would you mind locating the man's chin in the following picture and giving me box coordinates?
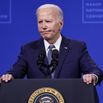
[43,36,51,41]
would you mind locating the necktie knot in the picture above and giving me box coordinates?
[48,45,55,51]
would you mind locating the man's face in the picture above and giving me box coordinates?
[37,7,63,42]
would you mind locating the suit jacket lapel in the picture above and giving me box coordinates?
[31,37,71,78]
[54,37,71,78]
[33,38,48,69]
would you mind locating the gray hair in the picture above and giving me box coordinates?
[36,4,64,21]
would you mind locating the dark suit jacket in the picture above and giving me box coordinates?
[8,36,103,83]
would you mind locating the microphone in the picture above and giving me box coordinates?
[37,48,59,78]
[50,48,59,73]
[37,50,48,76]
[37,50,46,67]
[52,48,59,59]
[37,50,51,78]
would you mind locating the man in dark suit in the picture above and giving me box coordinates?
[0,4,103,85]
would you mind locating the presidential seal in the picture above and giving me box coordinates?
[28,87,65,103]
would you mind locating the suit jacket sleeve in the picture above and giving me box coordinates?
[7,46,28,78]
[79,42,103,84]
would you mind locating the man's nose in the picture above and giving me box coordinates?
[42,22,47,29]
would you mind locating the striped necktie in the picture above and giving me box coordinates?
[47,45,55,64]
[47,45,55,78]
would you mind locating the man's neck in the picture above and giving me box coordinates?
[47,33,61,44]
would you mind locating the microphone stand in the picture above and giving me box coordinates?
[37,49,59,79]
[48,49,59,77]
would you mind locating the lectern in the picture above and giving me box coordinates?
[0,79,98,103]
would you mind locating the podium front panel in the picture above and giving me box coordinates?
[0,79,98,103]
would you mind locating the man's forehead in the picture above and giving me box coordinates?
[37,7,59,16]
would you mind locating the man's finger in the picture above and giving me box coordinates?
[1,74,13,82]
[83,74,93,84]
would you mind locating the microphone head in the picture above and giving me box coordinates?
[50,48,59,71]
[37,50,46,66]
[38,50,46,59]
[52,48,58,59]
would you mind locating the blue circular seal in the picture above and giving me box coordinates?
[28,87,64,103]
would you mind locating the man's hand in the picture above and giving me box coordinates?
[83,74,98,85]
[0,74,14,83]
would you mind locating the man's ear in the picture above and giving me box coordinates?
[59,20,64,30]
[60,20,64,30]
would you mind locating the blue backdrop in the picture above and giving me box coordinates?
[0,0,103,102]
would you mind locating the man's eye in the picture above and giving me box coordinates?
[38,21,42,23]
[46,21,52,23]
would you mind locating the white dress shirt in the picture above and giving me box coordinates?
[44,35,62,56]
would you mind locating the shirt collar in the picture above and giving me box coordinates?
[44,35,62,51]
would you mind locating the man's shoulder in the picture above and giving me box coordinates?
[70,39,86,46]
[22,38,43,49]
[63,37,87,52]
[63,36,86,46]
